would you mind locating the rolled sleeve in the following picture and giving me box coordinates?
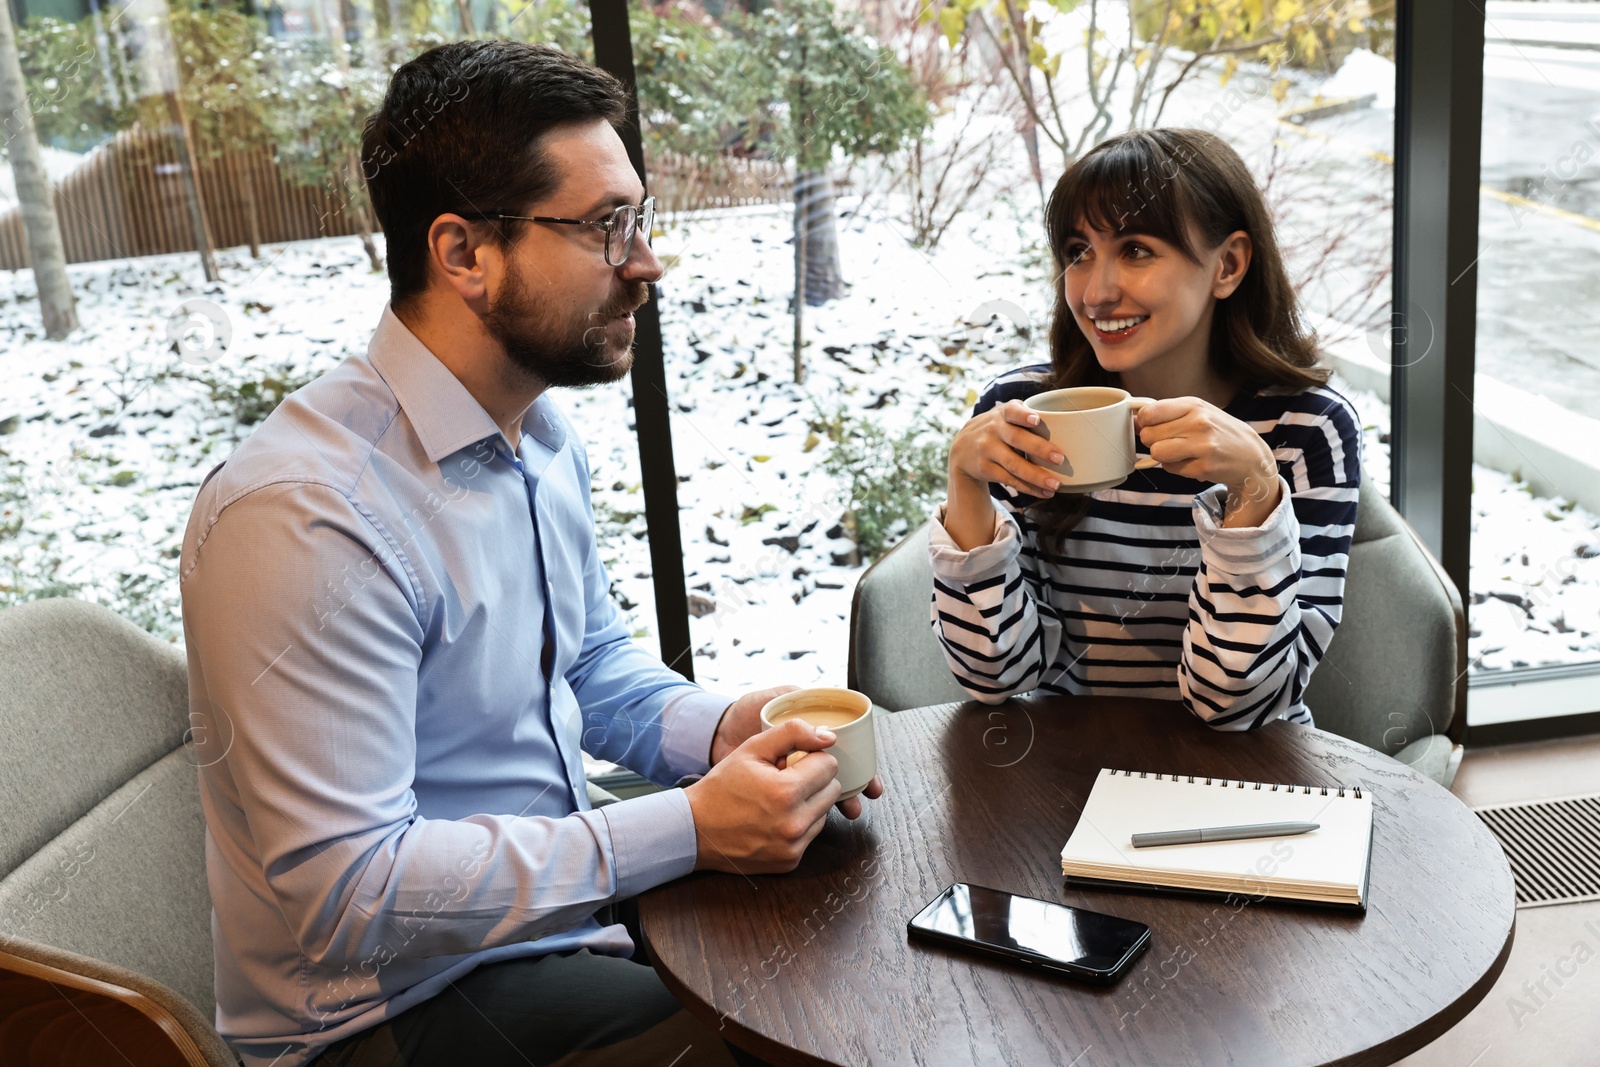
[600,788,700,899]
[1191,477,1300,585]
[927,502,1021,583]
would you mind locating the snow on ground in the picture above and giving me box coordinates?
[586,193,1046,692]
[1319,49,1397,111]
[1,42,1597,691]
[0,187,1047,696]
[0,241,388,637]
[2,204,1597,692]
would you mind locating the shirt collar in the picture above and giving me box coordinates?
[367,305,566,464]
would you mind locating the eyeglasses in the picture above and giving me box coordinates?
[459,196,656,267]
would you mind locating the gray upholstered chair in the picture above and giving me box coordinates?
[0,597,238,1065]
[848,479,1467,788]
[0,597,635,1066]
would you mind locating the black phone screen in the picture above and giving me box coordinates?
[908,883,1150,976]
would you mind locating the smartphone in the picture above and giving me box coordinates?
[907,883,1151,985]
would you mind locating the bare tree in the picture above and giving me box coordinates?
[944,0,1347,172]
[878,3,1012,250]
[320,0,384,272]
[1260,137,1393,344]
[0,0,78,339]
[136,0,219,281]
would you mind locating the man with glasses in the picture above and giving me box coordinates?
[179,40,880,1067]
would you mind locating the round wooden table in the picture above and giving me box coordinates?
[638,696,1516,1067]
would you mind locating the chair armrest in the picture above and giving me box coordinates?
[1393,734,1465,790]
[0,936,237,1067]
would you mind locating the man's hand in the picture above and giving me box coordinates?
[709,686,887,821]
[685,720,844,874]
[709,685,797,766]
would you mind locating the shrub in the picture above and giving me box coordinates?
[819,410,949,561]
[186,361,316,433]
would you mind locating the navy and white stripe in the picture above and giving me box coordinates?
[928,363,1362,730]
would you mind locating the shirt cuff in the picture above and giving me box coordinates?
[1191,476,1300,582]
[927,501,1020,583]
[658,686,732,780]
[599,788,700,900]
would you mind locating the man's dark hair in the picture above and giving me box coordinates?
[361,41,630,312]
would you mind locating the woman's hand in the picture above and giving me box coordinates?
[1135,397,1282,527]
[943,400,1065,551]
[948,399,1065,499]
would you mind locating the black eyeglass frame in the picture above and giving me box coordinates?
[457,196,656,267]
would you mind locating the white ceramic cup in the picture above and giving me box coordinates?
[759,687,876,800]
[1023,386,1161,493]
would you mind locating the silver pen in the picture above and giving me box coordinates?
[1130,821,1320,848]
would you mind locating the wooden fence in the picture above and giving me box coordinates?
[0,125,364,270]
[0,130,793,271]
[650,151,791,215]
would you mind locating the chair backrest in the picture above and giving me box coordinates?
[0,597,217,1020]
[1303,478,1465,754]
[847,523,970,712]
[849,480,1464,749]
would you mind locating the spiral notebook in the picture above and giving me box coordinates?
[1060,768,1374,911]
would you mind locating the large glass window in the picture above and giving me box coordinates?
[615,0,1398,693]
[1467,0,1600,722]
[31,0,1567,725]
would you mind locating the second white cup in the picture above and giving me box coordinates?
[759,687,876,800]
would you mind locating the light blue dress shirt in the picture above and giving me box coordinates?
[179,306,730,1067]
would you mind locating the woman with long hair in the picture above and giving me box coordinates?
[930,128,1361,729]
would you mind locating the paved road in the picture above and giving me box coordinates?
[1297,3,1600,420]
[1477,5,1600,419]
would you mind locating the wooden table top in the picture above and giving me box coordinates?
[637,696,1517,1067]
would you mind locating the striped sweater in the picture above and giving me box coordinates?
[928,364,1362,729]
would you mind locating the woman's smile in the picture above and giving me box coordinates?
[1089,314,1150,345]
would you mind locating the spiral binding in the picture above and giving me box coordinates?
[1107,768,1362,799]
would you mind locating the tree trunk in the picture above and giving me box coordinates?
[793,176,807,384]
[240,151,262,259]
[796,168,843,305]
[0,0,78,339]
[229,117,262,259]
[455,0,475,35]
[321,0,383,271]
[386,0,405,62]
[164,92,219,282]
[106,11,137,111]
[345,147,384,272]
[85,0,121,111]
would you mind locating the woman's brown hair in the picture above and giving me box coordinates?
[1030,127,1327,544]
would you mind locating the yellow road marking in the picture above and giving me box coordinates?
[1274,117,1600,234]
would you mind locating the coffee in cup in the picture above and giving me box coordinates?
[760,687,876,800]
[1023,386,1160,493]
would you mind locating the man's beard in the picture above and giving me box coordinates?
[482,259,649,389]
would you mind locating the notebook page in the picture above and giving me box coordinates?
[1061,769,1373,890]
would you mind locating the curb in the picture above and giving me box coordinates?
[1320,336,1600,517]
[1279,94,1377,125]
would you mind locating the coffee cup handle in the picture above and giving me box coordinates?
[784,750,811,769]
[1127,397,1161,470]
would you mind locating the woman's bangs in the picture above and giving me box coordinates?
[1052,139,1194,258]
